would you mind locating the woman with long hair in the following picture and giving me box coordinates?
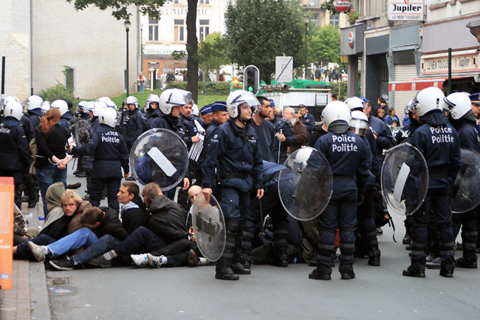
[35,108,73,216]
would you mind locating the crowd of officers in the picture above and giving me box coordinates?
[2,86,480,281]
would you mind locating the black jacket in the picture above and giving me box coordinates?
[148,194,189,244]
[0,118,31,171]
[96,206,129,241]
[35,124,70,169]
[121,196,150,234]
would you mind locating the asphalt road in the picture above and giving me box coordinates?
[40,164,480,320]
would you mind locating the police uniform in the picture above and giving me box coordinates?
[313,130,370,279]
[58,111,74,131]
[203,118,263,279]
[302,111,315,133]
[27,108,43,129]
[200,105,212,130]
[70,123,129,212]
[0,117,31,207]
[406,110,461,277]
[145,107,164,129]
[449,108,480,267]
[122,108,145,151]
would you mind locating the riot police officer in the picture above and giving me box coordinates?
[0,101,32,207]
[444,92,479,269]
[121,96,145,151]
[202,90,264,281]
[144,94,163,128]
[26,95,44,129]
[312,101,371,280]
[403,87,461,278]
[69,107,129,212]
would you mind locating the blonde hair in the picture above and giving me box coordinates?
[60,189,83,206]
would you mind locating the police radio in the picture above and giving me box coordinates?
[243,65,260,94]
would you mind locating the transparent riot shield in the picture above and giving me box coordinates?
[75,119,92,146]
[192,193,225,262]
[381,143,428,216]
[451,148,480,213]
[129,128,188,191]
[278,147,333,221]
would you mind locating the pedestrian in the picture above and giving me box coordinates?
[283,107,307,153]
[384,108,399,125]
[138,72,145,93]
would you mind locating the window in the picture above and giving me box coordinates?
[149,18,158,41]
[199,0,209,4]
[330,14,339,27]
[311,13,319,27]
[65,67,74,90]
[199,20,210,41]
[174,19,185,42]
[174,0,179,3]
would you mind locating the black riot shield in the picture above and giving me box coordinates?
[451,148,480,213]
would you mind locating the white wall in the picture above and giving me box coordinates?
[0,0,31,101]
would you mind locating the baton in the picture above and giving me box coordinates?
[259,196,264,233]
[277,129,282,164]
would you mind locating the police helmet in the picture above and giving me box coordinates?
[345,97,366,111]
[2,96,19,111]
[41,101,51,115]
[91,101,107,117]
[226,90,260,119]
[321,101,352,134]
[444,92,472,120]
[146,94,160,110]
[293,147,314,170]
[4,101,23,121]
[405,98,415,115]
[414,87,446,117]
[192,103,199,116]
[159,89,190,115]
[26,95,43,111]
[124,96,139,109]
[51,100,69,116]
[99,107,118,128]
[97,97,117,109]
[349,110,369,136]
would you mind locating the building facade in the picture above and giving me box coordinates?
[1,0,140,102]
[341,0,480,118]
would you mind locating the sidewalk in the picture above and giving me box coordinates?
[0,200,51,320]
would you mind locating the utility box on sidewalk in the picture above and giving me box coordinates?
[0,177,14,290]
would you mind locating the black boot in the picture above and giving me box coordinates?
[403,233,412,245]
[455,255,477,269]
[440,261,454,277]
[368,249,381,266]
[231,221,250,275]
[271,251,288,267]
[309,265,332,280]
[339,265,355,280]
[215,231,239,280]
[402,262,425,278]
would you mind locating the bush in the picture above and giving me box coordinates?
[328,81,348,99]
[37,85,79,108]
[165,81,230,95]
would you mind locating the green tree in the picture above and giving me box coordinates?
[307,24,340,67]
[67,0,200,101]
[197,32,229,81]
[225,0,306,84]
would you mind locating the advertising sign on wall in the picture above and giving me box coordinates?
[387,0,423,21]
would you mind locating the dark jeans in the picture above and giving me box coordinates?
[90,178,121,213]
[72,234,122,265]
[15,234,56,259]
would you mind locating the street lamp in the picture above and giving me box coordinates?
[124,19,131,97]
[303,14,310,80]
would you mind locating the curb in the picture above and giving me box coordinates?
[29,262,51,320]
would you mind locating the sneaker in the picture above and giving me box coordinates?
[130,254,149,267]
[49,257,75,271]
[125,176,136,181]
[83,193,90,201]
[426,256,441,269]
[147,253,164,268]
[75,172,87,178]
[198,257,209,266]
[87,256,112,268]
[27,242,45,262]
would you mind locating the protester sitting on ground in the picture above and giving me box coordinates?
[118,182,150,234]
[26,207,105,262]
[13,188,88,258]
[49,184,204,270]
